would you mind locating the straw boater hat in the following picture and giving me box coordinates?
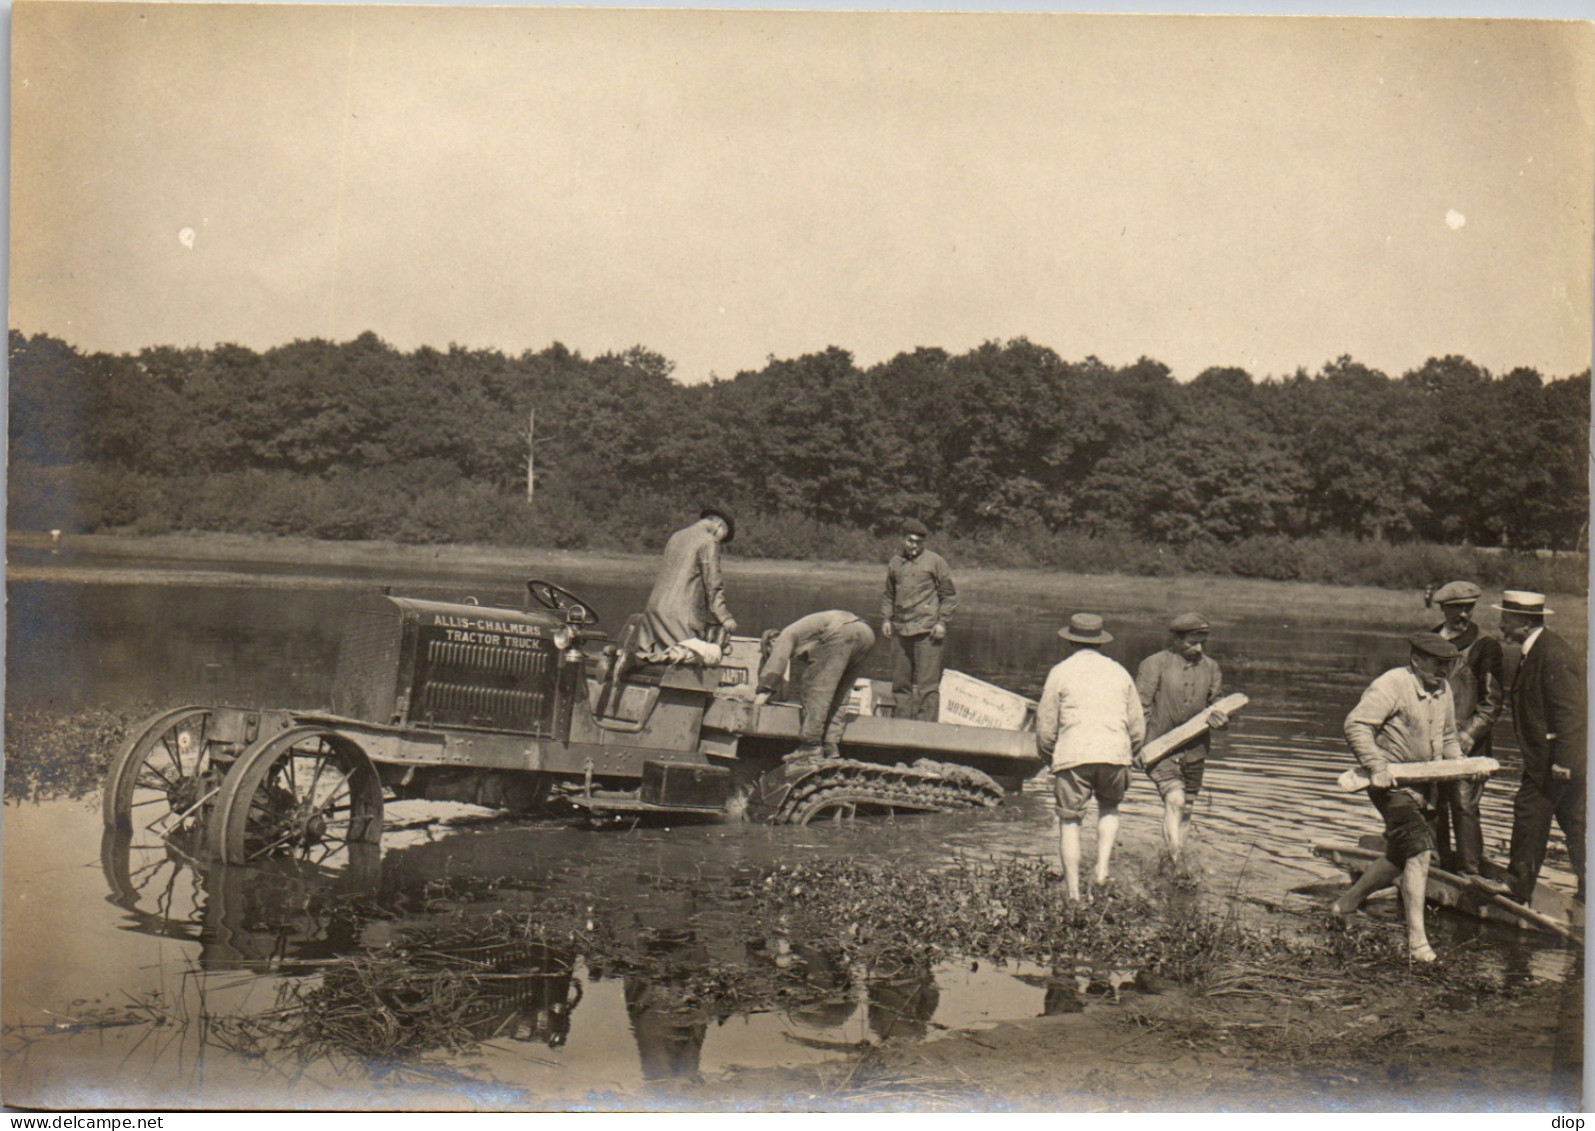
[1492,590,1554,616]
[1058,613,1113,645]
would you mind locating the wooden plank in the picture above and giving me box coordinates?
[1313,840,1581,942]
[1140,693,1249,769]
[1336,756,1500,793]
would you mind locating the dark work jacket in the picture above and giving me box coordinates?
[1509,627,1586,784]
[1431,620,1505,754]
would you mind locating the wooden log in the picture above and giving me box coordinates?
[1316,837,1580,942]
[1336,756,1500,793]
[1140,693,1249,769]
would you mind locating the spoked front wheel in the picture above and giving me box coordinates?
[206,727,383,870]
[102,706,226,842]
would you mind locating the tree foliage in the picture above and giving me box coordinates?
[8,329,1589,551]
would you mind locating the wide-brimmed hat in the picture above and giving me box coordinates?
[1168,612,1210,634]
[1058,613,1113,645]
[700,505,736,543]
[1492,590,1553,616]
[1408,631,1460,659]
[1432,581,1482,606]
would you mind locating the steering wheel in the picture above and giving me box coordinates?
[526,579,600,626]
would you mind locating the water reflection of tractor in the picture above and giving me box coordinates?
[102,580,1042,871]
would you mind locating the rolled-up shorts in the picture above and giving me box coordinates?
[1052,764,1130,818]
[1147,749,1205,800]
[1368,785,1439,866]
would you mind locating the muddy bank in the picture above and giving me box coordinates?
[31,815,1583,1113]
[684,976,1582,1112]
[9,529,1587,624]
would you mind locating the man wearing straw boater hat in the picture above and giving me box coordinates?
[1427,581,1506,880]
[1035,613,1145,901]
[1335,631,1465,963]
[1493,590,1586,905]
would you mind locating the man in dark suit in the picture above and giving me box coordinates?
[1496,590,1586,905]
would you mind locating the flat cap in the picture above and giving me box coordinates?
[1408,631,1459,659]
[1168,612,1210,634]
[902,518,930,537]
[1432,581,1482,606]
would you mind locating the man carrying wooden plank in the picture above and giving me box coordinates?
[1134,612,1231,871]
[1333,631,1467,963]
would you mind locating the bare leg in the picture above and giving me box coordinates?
[1058,815,1083,901]
[1333,857,1400,916]
[1402,852,1436,960]
[1094,805,1121,887]
[1162,786,1186,862]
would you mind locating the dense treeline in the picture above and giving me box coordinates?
[9,329,1589,587]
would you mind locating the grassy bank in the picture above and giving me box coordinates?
[9,462,1586,593]
[10,530,1589,630]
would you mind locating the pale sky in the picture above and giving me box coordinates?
[10,3,1594,383]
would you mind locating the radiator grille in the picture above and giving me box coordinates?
[412,629,560,734]
[419,681,549,721]
[424,641,553,678]
[331,609,403,723]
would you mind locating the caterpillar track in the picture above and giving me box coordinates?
[752,756,1006,826]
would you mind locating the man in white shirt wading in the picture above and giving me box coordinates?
[1035,613,1146,902]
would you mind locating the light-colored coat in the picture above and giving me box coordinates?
[640,519,733,650]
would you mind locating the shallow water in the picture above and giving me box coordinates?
[3,553,1583,1107]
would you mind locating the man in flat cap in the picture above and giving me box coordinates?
[639,507,739,655]
[1036,614,1145,901]
[1333,632,1466,963]
[1494,590,1586,905]
[1426,581,1505,880]
[1135,613,1230,869]
[879,518,958,722]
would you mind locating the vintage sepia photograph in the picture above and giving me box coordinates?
[5,0,1591,1113]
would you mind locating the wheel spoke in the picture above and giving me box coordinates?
[246,828,301,861]
[313,768,357,810]
[306,752,328,800]
[135,763,180,791]
[153,785,220,835]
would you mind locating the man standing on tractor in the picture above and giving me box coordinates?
[879,518,957,722]
[639,507,739,655]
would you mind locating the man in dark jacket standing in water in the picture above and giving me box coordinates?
[879,519,957,722]
[1428,581,1505,879]
[1494,590,1586,905]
